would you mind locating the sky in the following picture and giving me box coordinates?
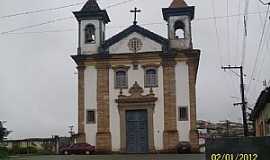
[0,0,270,139]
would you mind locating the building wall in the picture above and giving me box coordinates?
[256,103,270,136]
[175,62,190,142]
[84,66,97,145]
[83,61,191,151]
[109,32,163,54]
[109,64,164,151]
[168,15,192,49]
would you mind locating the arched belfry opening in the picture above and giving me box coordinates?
[162,0,195,49]
[85,24,96,43]
[174,20,185,39]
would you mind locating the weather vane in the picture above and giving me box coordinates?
[130,7,141,25]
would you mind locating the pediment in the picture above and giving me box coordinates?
[115,81,158,104]
[102,25,168,54]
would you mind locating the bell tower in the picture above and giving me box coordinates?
[162,0,194,50]
[73,0,110,55]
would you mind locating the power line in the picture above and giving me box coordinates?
[2,7,270,36]
[4,29,76,35]
[258,0,270,5]
[240,0,250,67]
[105,0,137,9]
[247,21,270,99]
[0,17,74,35]
[226,0,231,65]
[0,0,139,35]
[0,2,84,19]
[235,0,242,65]
[211,0,223,66]
[246,4,270,94]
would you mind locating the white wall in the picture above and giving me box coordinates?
[109,64,164,151]
[84,66,97,145]
[80,20,103,54]
[175,62,191,142]
[109,32,163,54]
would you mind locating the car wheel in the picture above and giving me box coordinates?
[85,150,91,155]
[64,151,69,155]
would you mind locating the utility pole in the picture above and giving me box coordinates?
[68,125,74,137]
[221,66,248,137]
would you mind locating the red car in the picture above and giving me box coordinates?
[60,143,95,155]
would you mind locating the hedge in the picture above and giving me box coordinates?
[0,147,8,159]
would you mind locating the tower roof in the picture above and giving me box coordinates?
[162,0,194,21]
[81,0,101,12]
[169,0,188,8]
[73,0,110,23]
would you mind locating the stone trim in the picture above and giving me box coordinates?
[162,58,179,152]
[188,60,199,152]
[96,62,112,152]
[86,109,96,124]
[111,65,131,71]
[77,65,86,143]
[143,68,159,88]
[71,50,200,65]
[112,65,130,89]
[141,64,161,69]
[115,82,157,153]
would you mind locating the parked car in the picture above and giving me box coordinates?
[176,141,191,153]
[60,143,95,155]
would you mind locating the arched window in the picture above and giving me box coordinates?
[115,70,128,89]
[174,21,185,39]
[85,24,96,43]
[145,69,158,87]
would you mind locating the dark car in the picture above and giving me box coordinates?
[176,141,191,153]
[60,143,95,155]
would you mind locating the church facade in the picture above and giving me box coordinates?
[71,0,200,153]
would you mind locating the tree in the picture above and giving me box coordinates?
[0,121,10,142]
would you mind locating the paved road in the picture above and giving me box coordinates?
[9,154,205,160]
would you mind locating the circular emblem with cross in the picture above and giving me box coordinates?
[128,37,143,52]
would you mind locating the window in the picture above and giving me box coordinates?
[145,68,158,88]
[128,38,143,52]
[87,110,95,124]
[85,24,96,43]
[174,21,185,39]
[178,106,188,121]
[115,70,128,89]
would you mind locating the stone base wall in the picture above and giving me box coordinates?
[163,130,179,152]
[189,129,199,152]
[96,132,112,153]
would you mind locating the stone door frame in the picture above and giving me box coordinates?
[115,81,157,153]
[118,104,154,153]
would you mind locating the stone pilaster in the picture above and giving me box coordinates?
[162,58,179,152]
[96,62,112,152]
[188,60,199,152]
[77,65,86,143]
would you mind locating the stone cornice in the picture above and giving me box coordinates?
[141,64,161,69]
[95,62,111,69]
[161,57,176,67]
[115,82,158,105]
[111,65,130,71]
[71,49,200,64]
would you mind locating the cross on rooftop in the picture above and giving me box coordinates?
[130,7,141,25]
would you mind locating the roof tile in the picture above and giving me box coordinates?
[169,0,188,8]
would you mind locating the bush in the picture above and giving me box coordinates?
[0,147,8,159]
[8,146,38,155]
